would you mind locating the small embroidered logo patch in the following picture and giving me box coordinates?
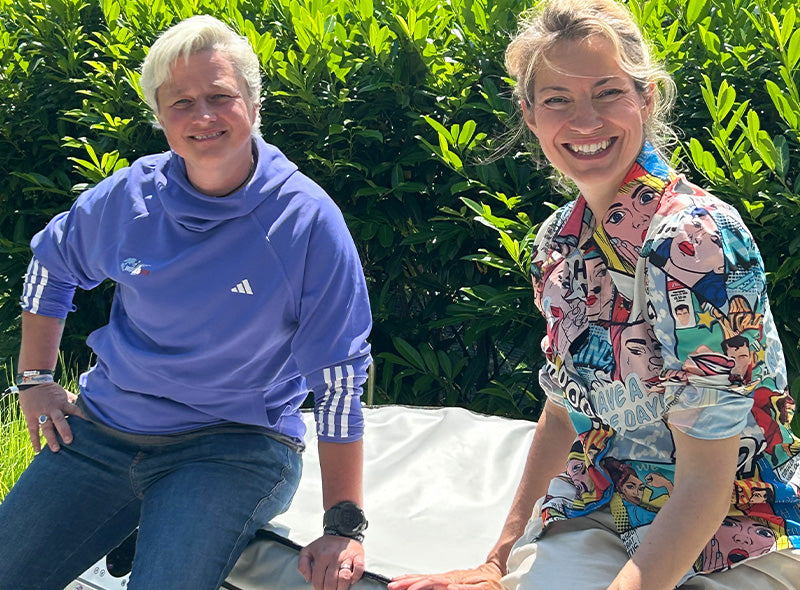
[121,257,150,276]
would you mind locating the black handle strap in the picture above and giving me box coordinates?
[221,529,391,588]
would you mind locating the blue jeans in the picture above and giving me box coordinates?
[0,414,302,590]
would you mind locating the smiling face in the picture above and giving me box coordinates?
[156,49,258,195]
[522,35,651,214]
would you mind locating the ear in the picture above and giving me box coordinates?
[640,82,655,120]
[521,98,538,135]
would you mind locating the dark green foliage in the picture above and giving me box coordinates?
[1,0,799,427]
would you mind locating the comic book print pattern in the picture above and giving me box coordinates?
[531,143,800,579]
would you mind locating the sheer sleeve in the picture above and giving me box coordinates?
[643,197,783,440]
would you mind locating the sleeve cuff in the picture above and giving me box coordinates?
[665,382,754,439]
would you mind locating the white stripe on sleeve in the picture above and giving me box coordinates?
[316,364,360,439]
[339,364,354,439]
[317,367,332,436]
[21,258,49,314]
[326,365,344,437]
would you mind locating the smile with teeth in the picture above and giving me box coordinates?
[192,131,225,140]
[566,139,612,155]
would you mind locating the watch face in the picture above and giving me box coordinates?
[338,507,365,532]
[327,502,367,535]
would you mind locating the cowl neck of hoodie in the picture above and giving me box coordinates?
[156,137,298,232]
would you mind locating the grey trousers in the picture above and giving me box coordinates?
[503,500,800,590]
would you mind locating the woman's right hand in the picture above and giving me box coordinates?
[17,382,86,453]
[388,562,504,590]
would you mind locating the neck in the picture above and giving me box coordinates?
[186,144,255,197]
[579,183,620,220]
[217,155,255,197]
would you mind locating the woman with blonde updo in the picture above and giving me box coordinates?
[389,1,800,588]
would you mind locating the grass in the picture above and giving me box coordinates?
[0,397,35,500]
[0,363,81,501]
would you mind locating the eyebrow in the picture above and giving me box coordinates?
[538,76,618,93]
[163,82,235,96]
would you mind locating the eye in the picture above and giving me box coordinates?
[627,345,645,356]
[754,526,774,538]
[171,98,192,108]
[542,96,570,107]
[638,191,656,206]
[721,518,736,527]
[596,88,624,100]
[605,210,626,225]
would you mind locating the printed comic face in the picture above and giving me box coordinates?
[675,305,692,326]
[620,473,645,505]
[724,343,752,377]
[668,212,724,275]
[713,516,776,566]
[542,257,588,352]
[585,256,612,322]
[617,322,663,381]
[602,184,660,265]
[566,458,592,494]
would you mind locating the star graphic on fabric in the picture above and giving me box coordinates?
[696,309,716,329]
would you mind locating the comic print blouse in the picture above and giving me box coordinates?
[532,142,800,578]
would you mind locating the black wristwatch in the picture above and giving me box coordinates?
[323,501,368,543]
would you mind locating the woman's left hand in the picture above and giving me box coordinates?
[389,562,504,590]
[298,534,365,590]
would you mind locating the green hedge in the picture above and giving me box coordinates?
[1,0,799,426]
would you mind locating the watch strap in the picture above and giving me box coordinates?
[323,527,364,543]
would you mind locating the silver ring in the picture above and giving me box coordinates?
[339,563,352,571]
[38,414,49,425]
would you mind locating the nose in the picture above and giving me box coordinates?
[195,98,217,121]
[570,98,602,133]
